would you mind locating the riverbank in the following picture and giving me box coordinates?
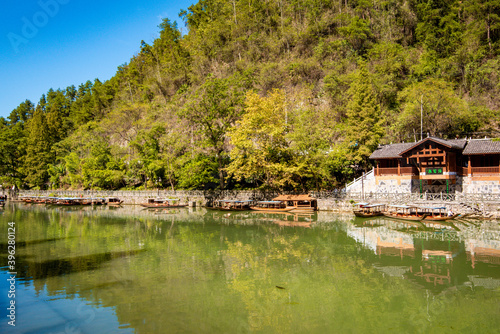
[2,204,498,333]
[6,189,500,218]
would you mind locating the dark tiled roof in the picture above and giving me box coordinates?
[369,142,415,159]
[463,139,500,155]
[370,137,468,159]
[429,137,467,150]
[399,137,466,155]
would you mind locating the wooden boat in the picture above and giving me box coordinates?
[250,201,294,212]
[272,194,318,212]
[353,203,386,218]
[107,197,123,206]
[419,206,459,221]
[19,196,32,203]
[23,196,38,203]
[383,205,427,221]
[210,200,253,211]
[33,197,49,204]
[140,198,187,208]
[90,198,107,205]
[53,198,82,206]
[45,197,58,204]
[77,198,93,205]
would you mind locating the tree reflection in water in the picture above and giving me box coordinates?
[0,204,499,333]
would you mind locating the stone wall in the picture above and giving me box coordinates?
[369,175,500,194]
[16,189,357,213]
[345,171,376,193]
[463,177,500,194]
[373,177,413,194]
[14,188,500,216]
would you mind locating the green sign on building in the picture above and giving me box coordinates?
[426,167,443,175]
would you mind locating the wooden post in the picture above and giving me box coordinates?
[398,159,401,176]
[468,156,471,176]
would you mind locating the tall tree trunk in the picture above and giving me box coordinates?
[217,151,225,190]
[487,14,492,52]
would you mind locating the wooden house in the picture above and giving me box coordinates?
[369,137,500,194]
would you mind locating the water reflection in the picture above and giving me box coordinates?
[210,210,318,228]
[346,216,500,292]
[0,203,499,333]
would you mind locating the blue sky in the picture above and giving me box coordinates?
[0,0,194,119]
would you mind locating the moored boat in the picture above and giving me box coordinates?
[107,197,123,206]
[250,201,294,212]
[383,205,427,221]
[140,198,187,208]
[419,206,459,221]
[210,200,253,211]
[353,203,386,218]
[90,198,107,205]
[53,197,82,206]
[272,194,317,212]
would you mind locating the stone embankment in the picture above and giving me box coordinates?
[12,189,355,212]
[7,189,500,218]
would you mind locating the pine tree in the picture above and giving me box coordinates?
[344,62,385,171]
[24,106,52,188]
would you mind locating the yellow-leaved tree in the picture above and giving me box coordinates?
[227,89,302,189]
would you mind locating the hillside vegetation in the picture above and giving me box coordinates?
[1,0,499,191]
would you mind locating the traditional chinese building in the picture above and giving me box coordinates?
[369,137,500,194]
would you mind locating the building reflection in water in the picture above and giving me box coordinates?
[346,216,500,292]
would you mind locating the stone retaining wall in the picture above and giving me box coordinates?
[12,189,500,216]
[15,189,356,213]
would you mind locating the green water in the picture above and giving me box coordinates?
[1,204,499,333]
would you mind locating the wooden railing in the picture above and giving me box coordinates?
[470,167,500,175]
[339,192,500,202]
[376,167,418,176]
[377,168,399,175]
[400,167,419,175]
[377,166,500,176]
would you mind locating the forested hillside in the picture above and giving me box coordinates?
[1,0,499,191]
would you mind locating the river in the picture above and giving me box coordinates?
[1,203,499,333]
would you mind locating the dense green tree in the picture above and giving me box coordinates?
[414,0,463,57]
[342,62,385,171]
[338,15,373,52]
[180,74,247,189]
[464,0,500,53]
[177,153,218,189]
[80,138,125,189]
[394,78,490,140]
[24,105,52,188]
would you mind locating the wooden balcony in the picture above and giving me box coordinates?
[401,167,418,175]
[376,167,418,176]
[377,166,500,177]
[457,167,500,176]
[470,167,500,175]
